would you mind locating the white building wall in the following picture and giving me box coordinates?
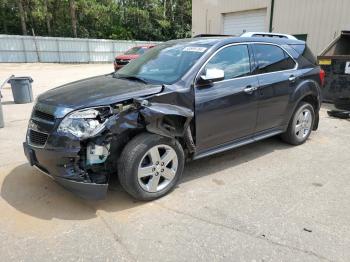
[192,0,350,54]
[272,0,350,54]
[192,0,270,36]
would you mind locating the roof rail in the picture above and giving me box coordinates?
[193,34,234,38]
[240,32,297,40]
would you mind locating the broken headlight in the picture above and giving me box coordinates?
[58,108,110,139]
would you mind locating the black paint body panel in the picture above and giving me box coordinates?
[23,36,322,199]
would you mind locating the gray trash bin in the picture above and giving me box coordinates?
[8,76,34,104]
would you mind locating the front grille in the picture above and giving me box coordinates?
[31,119,55,132]
[31,108,56,133]
[33,110,55,122]
[29,130,48,146]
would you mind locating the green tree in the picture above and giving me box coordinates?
[0,0,192,41]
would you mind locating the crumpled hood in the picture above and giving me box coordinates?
[37,74,163,110]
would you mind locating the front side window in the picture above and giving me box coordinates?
[254,44,296,74]
[204,45,251,80]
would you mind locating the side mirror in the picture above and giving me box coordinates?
[198,68,225,85]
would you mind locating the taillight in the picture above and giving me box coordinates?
[319,69,325,86]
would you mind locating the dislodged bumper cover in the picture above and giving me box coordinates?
[23,98,194,200]
[23,142,108,200]
[49,172,108,200]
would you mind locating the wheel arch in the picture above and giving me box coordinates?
[288,79,321,130]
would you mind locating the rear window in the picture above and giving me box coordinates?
[253,44,296,74]
[290,44,317,65]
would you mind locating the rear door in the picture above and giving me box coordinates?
[252,43,297,132]
[195,44,259,152]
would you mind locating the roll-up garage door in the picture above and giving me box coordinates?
[223,9,267,36]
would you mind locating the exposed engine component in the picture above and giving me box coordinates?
[86,143,110,165]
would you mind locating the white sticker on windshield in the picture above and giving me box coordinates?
[183,46,207,52]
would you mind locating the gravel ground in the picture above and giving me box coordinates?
[0,63,349,261]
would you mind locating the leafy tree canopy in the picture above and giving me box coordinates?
[0,0,192,41]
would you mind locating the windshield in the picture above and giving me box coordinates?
[124,47,146,55]
[116,42,209,84]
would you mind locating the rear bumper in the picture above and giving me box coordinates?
[23,142,108,200]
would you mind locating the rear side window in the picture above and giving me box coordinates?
[205,45,251,80]
[253,44,296,74]
[290,44,317,65]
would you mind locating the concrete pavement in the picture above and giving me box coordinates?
[0,64,349,261]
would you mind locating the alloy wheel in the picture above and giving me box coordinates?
[137,144,178,193]
[295,108,313,139]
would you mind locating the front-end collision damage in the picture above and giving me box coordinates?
[103,99,195,151]
[139,101,193,137]
[137,100,195,153]
[46,99,195,199]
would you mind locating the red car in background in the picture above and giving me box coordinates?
[114,45,155,71]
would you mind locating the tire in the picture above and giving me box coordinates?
[281,102,315,145]
[334,98,350,111]
[118,133,185,201]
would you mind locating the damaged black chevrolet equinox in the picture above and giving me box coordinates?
[24,36,323,200]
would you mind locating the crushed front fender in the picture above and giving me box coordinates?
[139,102,194,137]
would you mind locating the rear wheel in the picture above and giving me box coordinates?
[281,102,315,145]
[118,133,184,201]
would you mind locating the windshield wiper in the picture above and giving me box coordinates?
[113,73,149,84]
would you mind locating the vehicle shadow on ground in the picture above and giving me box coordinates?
[1,137,292,220]
[0,163,143,221]
[182,137,292,182]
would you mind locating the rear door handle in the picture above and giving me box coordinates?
[289,75,297,82]
[244,85,258,94]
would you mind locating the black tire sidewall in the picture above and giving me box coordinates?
[118,133,184,201]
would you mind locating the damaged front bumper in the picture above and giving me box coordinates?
[24,97,194,200]
[23,141,108,200]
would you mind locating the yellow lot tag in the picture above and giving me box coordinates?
[319,59,332,65]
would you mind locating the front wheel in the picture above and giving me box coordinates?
[281,102,315,145]
[118,133,185,201]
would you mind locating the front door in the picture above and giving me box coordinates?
[195,44,259,153]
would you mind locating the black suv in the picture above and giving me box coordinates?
[23,36,323,200]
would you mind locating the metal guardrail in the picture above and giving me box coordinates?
[0,34,161,63]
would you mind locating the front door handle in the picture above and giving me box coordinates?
[244,85,258,94]
[289,75,297,82]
